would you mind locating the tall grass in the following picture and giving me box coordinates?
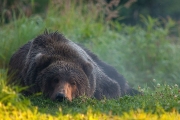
[103,17,180,87]
[0,0,180,87]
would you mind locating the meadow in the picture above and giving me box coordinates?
[0,1,180,119]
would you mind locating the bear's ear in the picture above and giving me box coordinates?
[82,62,93,78]
[35,53,52,72]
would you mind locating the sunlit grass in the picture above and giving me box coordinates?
[1,99,180,120]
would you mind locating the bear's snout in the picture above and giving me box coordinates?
[55,93,66,102]
[51,82,74,101]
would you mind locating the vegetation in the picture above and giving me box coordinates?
[0,0,180,119]
[1,69,180,119]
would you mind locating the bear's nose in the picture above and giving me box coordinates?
[55,93,66,102]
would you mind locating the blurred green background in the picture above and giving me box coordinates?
[1,0,180,24]
[0,0,180,88]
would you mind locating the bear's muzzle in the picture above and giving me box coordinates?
[55,92,66,102]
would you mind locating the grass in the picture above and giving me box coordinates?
[1,70,180,119]
[28,83,180,115]
[2,102,180,120]
[1,0,180,119]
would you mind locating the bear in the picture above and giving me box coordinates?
[7,31,139,101]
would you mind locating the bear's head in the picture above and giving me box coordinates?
[34,54,93,101]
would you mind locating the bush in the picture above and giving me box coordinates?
[95,16,180,87]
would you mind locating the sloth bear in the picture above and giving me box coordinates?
[8,31,139,101]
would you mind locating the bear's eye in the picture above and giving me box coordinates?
[70,81,76,86]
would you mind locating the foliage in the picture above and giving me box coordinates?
[1,0,180,25]
[0,15,44,67]
[0,70,31,109]
[105,16,180,87]
[0,0,49,24]
[108,0,180,24]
